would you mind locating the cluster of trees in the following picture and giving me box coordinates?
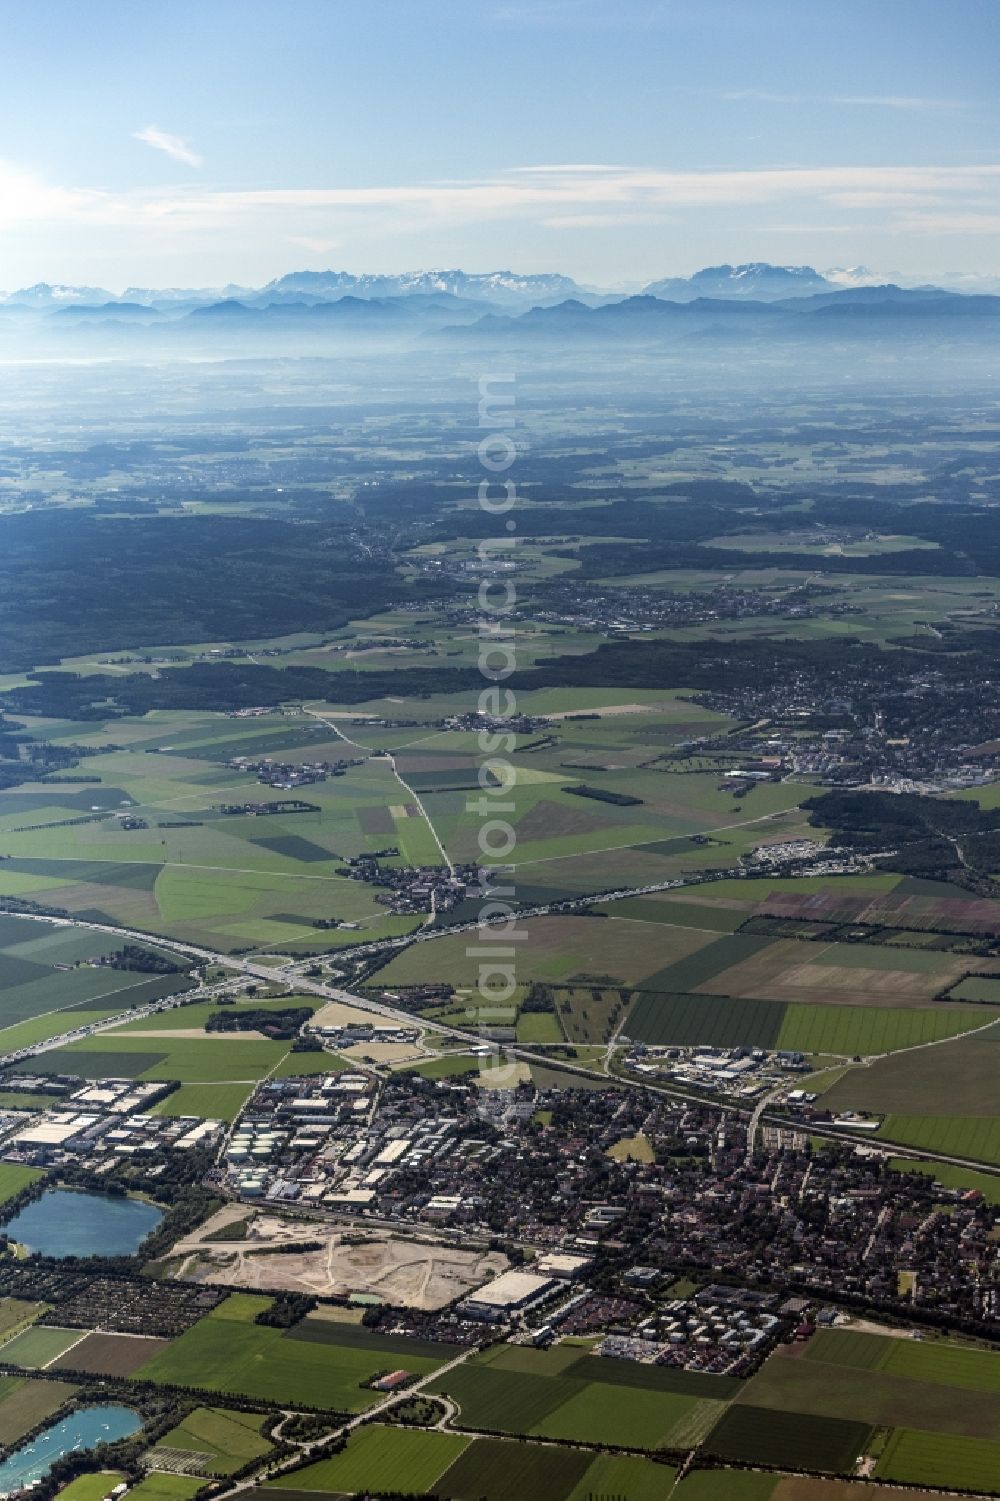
[520,982,556,1014]
[565,783,644,806]
[103,943,183,974]
[430,481,1000,582]
[805,788,1000,888]
[0,714,97,789]
[205,1005,311,1039]
[254,1292,317,1327]
[269,1410,330,1442]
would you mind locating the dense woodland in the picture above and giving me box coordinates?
[0,511,447,672]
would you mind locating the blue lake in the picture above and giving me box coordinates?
[2,1188,163,1257]
[0,1405,141,1494]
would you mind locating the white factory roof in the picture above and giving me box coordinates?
[74,1087,120,1106]
[326,1186,376,1206]
[375,1140,409,1166]
[465,1270,556,1308]
[537,1252,592,1278]
[13,1113,96,1146]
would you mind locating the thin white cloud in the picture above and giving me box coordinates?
[509,163,631,174]
[723,90,968,112]
[286,235,344,255]
[134,125,202,168]
[899,211,1000,234]
[769,224,864,235]
[2,158,999,246]
[543,211,678,229]
[132,163,1000,223]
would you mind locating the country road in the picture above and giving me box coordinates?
[212,1341,482,1499]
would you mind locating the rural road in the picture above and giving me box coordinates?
[211,1342,482,1500]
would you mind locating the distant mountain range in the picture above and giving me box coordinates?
[0,267,584,313]
[4,261,993,314]
[1,264,999,353]
[444,287,1000,347]
[258,268,582,307]
[644,262,835,301]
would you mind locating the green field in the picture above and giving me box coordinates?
[741,1337,1000,1443]
[777,1003,981,1056]
[432,1435,595,1501]
[0,703,910,1010]
[153,1406,272,1474]
[601,895,746,933]
[626,990,785,1048]
[127,1475,204,1501]
[566,1453,677,1500]
[404,1053,481,1081]
[429,1344,734,1450]
[56,1474,127,1501]
[0,1091,57,1110]
[151,1082,255,1122]
[889,1156,1000,1204]
[0,1298,45,1342]
[0,1325,83,1369]
[17,1033,292,1084]
[806,1328,1000,1395]
[0,720,466,953]
[286,1315,462,1363]
[515,1010,564,1043]
[378,913,718,991]
[0,1007,142,1055]
[807,941,955,974]
[137,1295,450,1411]
[639,933,777,993]
[0,914,193,1035]
[702,1403,871,1473]
[0,1164,43,1207]
[0,1375,76,1444]
[2,963,181,1009]
[268,1425,469,1495]
[624,989,979,1055]
[878,1114,1000,1167]
[874,1426,1000,1489]
[821,1023,1000,1118]
[531,1381,721,1449]
[948,974,1000,1003]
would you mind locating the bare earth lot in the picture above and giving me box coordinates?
[771,1481,940,1501]
[169,1209,506,1310]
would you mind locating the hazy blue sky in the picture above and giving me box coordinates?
[1,0,997,290]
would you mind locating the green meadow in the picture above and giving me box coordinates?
[137,1295,451,1411]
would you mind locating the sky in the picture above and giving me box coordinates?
[1,0,998,292]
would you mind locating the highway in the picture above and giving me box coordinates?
[4,908,1000,1184]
